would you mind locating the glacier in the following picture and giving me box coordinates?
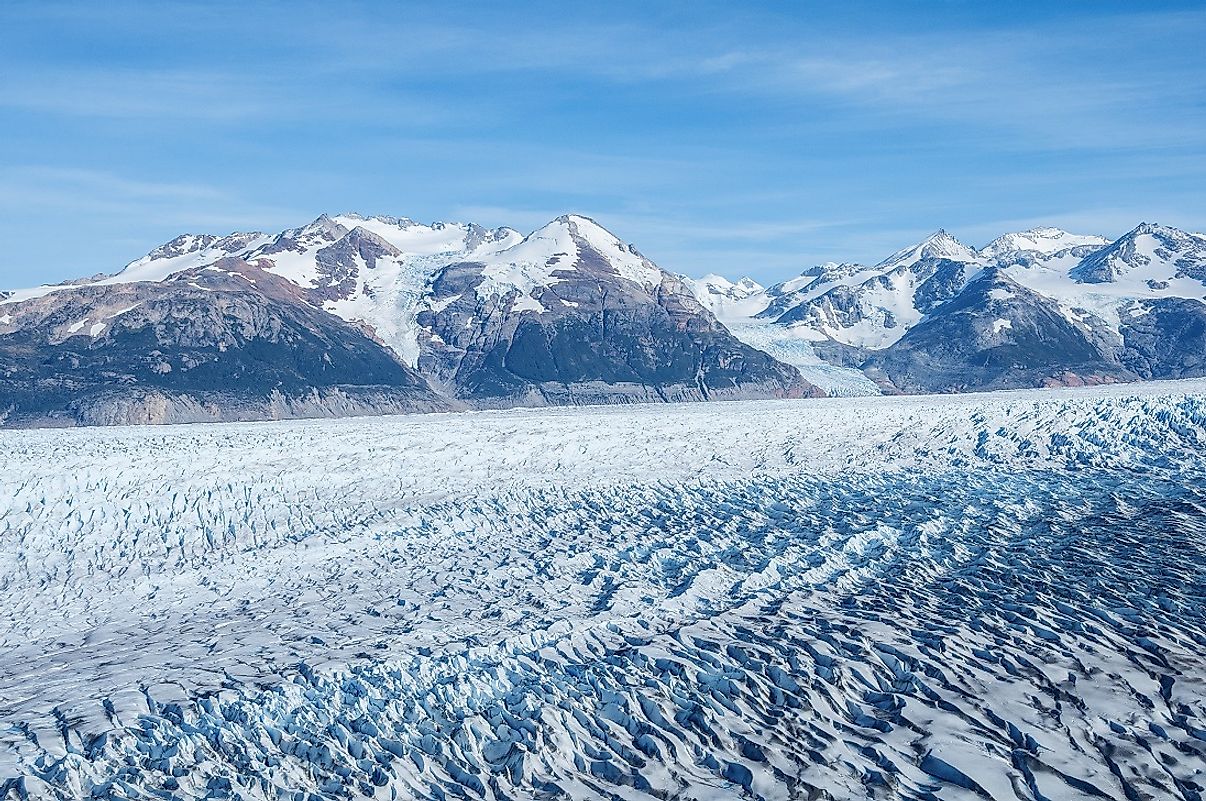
[1,382,1205,799]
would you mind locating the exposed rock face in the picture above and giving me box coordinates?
[256,214,349,258]
[0,213,816,426]
[1119,297,1206,380]
[1071,222,1206,284]
[307,227,402,304]
[690,222,1206,394]
[0,260,449,427]
[146,232,265,262]
[864,269,1132,393]
[417,220,818,406]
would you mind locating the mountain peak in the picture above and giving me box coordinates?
[1071,222,1206,284]
[980,227,1109,259]
[528,214,645,261]
[336,212,420,229]
[145,234,219,261]
[1114,222,1206,246]
[468,213,664,303]
[694,274,765,300]
[274,214,349,243]
[549,214,626,248]
[554,213,602,226]
[308,213,345,233]
[876,229,978,269]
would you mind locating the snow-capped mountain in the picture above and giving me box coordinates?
[412,215,809,406]
[0,259,453,426]
[1070,222,1206,285]
[689,222,1206,393]
[686,230,987,391]
[875,229,980,271]
[863,267,1128,392]
[980,226,1110,261]
[7,213,1206,424]
[0,213,816,426]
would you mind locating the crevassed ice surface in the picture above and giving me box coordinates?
[2,382,1205,800]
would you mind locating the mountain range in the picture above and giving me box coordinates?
[1,213,1204,426]
[0,214,814,426]
[691,222,1206,395]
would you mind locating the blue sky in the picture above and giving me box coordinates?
[2,0,1205,287]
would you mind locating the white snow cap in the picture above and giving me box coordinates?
[475,214,664,300]
[876,230,980,270]
[694,274,765,299]
[980,227,1110,258]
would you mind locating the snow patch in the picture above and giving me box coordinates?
[511,294,548,314]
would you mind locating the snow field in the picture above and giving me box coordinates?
[2,381,1206,799]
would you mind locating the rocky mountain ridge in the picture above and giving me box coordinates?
[0,213,817,426]
[6,213,1206,425]
[690,222,1206,393]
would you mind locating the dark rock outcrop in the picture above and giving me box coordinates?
[415,221,819,406]
[864,269,1133,393]
[1119,297,1206,379]
[0,260,449,427]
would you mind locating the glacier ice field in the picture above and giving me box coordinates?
[1,382,1205,800]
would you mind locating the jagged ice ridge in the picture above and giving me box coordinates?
[1,381,1205,799]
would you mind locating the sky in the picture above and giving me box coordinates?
[2,0,1205,288]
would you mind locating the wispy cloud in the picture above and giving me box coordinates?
[0,166,300,227]
[1,2,1204,286]
[0,70,272,121]
[0,166,305,283]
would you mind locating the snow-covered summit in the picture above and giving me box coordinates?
[327,214,522,258]
[0,212,684,365]
[694,274,764,300]
[980,227,1109,260]
[114,231,272,286]
[687,274,777,325]
[470,214,667,303]
[1070,222,1206,285]
[798,261,871,283]
[875,229,980,270]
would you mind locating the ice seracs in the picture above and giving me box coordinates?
[2,382,1205,799]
